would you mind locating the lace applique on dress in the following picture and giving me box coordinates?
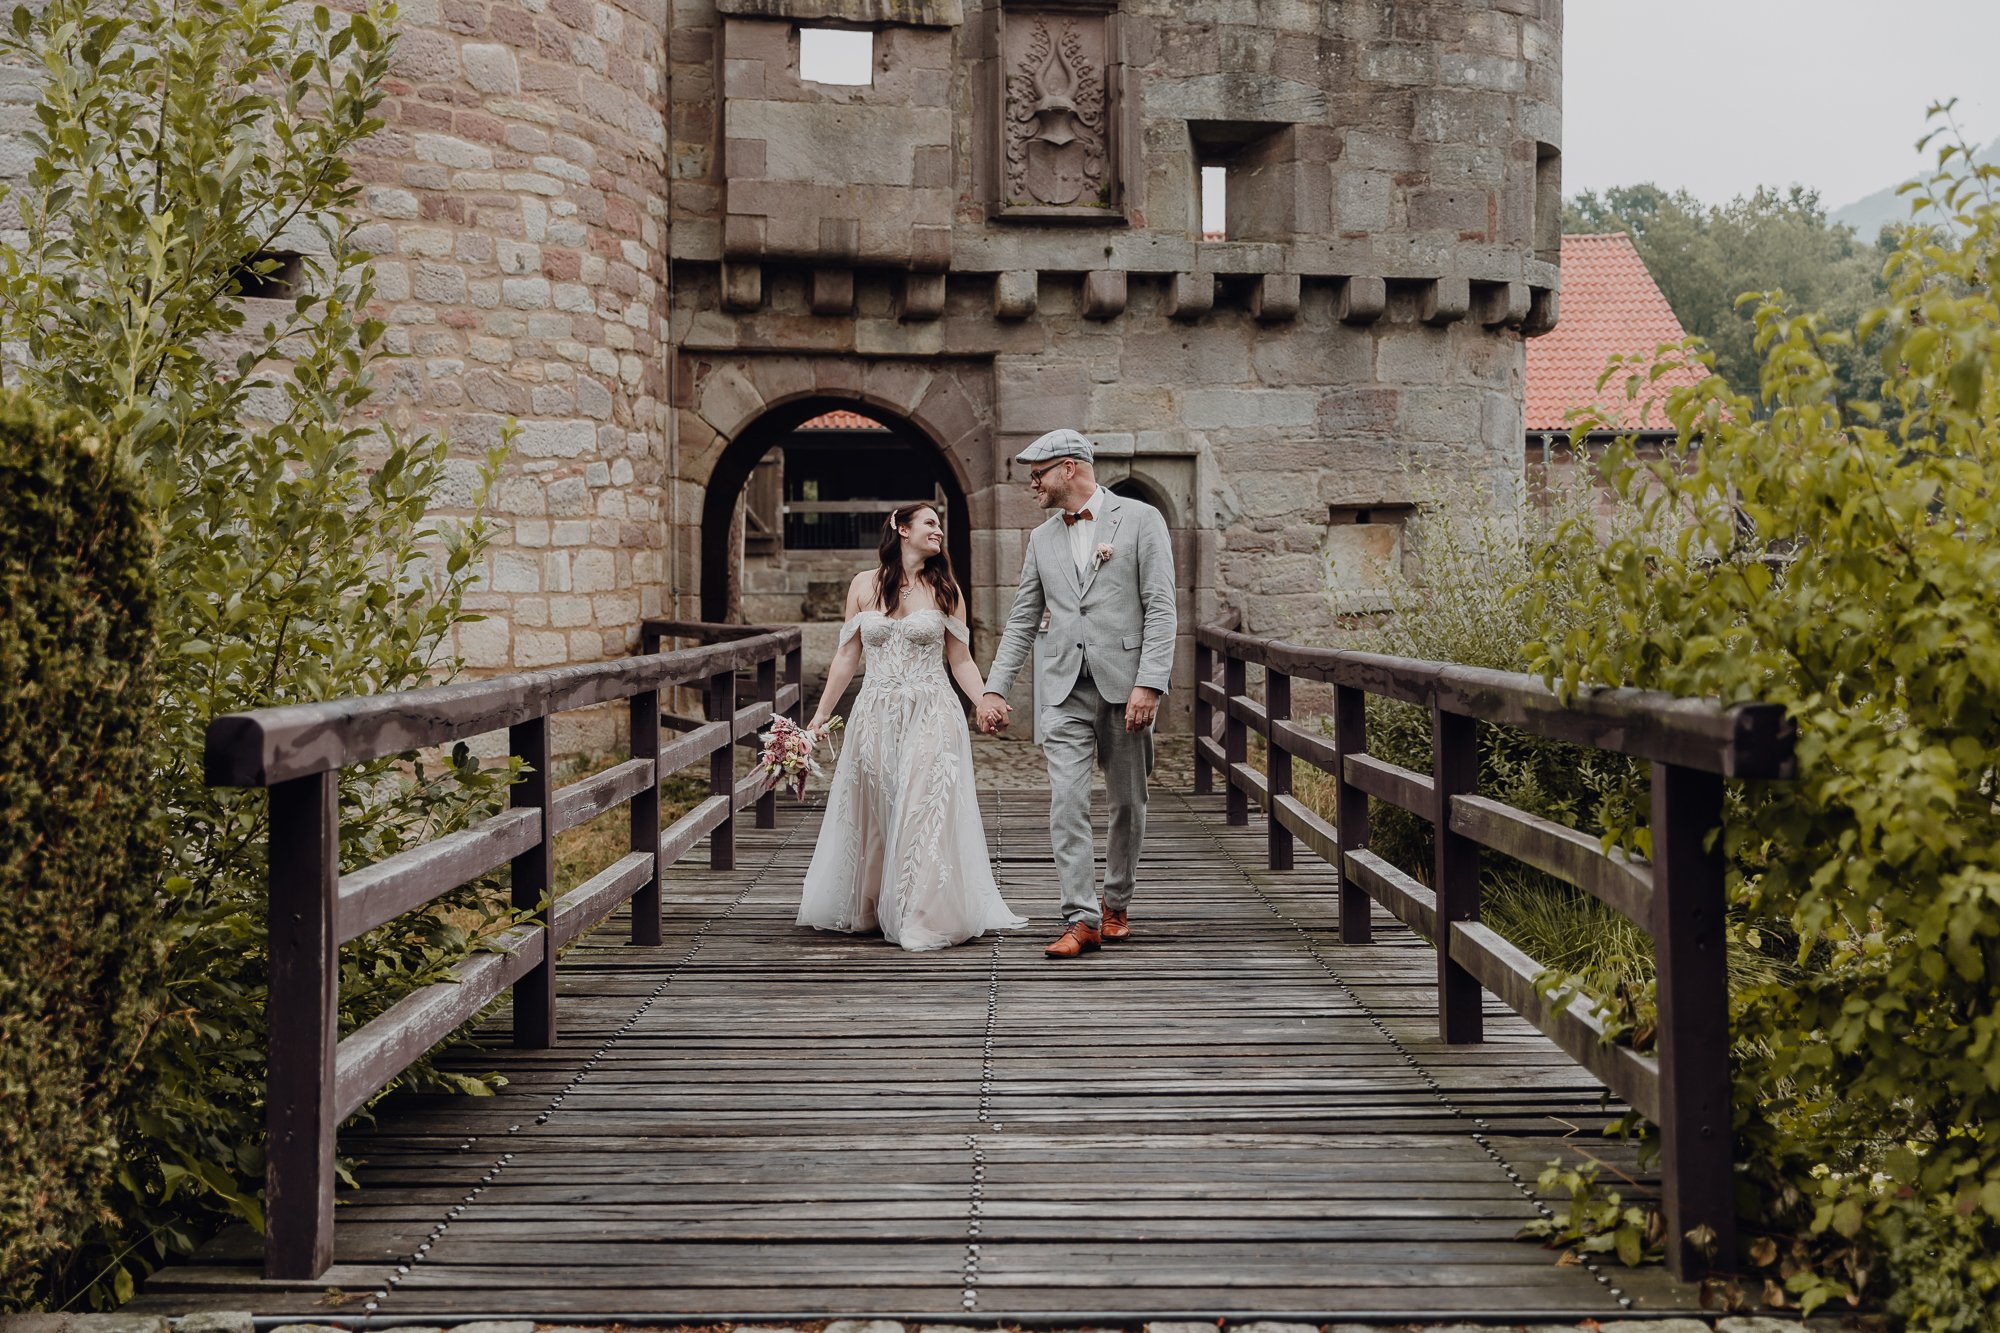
[795,609,1028,951]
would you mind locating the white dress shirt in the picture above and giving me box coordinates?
[1065,485,1109,580]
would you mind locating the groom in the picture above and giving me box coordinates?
[978,428,1178,959]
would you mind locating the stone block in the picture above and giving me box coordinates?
[996,360,1086,437]
[413,261,467,304]
[900,272,946,321]
[1479,279,1531,327]
[1523,284,1559,336]
[718,261,763,311]
[1164,271,1213,321]
[173,1314,255,1333]
[1251,273,1301,323]
[516,419,596,457]
[367,187,420,219]
[514,628,566,667]
[994,270,1038,320]
[1422,275,1471,325]
[1409,187,1492,234]
[1318,386,1401,435]
[502,276,552,309]
[491,550,542,592]
[810,267,855,315]
[1183,388,1317,431]
[1252,327,1373,387]
[1398,386,1483,442]
[1081,269,1127,320]
[573,548,617,593]
[461,43,520,94]
[547,476,590,515]
[414,132,493,170]
[1337,275,1386,324]
[1377,329,1452,384]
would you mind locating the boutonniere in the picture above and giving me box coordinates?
[1095,542,1115,566]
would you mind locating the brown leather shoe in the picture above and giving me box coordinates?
[1101,906,1130,941]
[1044,921,1102,957]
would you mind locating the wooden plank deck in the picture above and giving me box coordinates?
[135,787,1699,1320]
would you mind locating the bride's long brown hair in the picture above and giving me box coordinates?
[874,503,961,617]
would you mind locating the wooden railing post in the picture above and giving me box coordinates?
[785,642,805,724]
[264,770,338,1279]
[630,688,663,946]
[1651,761,1735,1279]
[1432,706,1483,1044]
[754,654,778,830]
[1223,651,1248,826]
[1266,669,1293,870]
[1193,640,1214,795]
[1333,683,1373,945]
[509,715,556,1047]
[707,668,736,871]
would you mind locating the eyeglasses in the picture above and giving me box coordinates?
[1027,459,1073,484]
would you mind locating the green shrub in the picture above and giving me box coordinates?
[0,398,158,1307]
[1525,117,2000,1325]
[0,0,508,1308]
[1314,472,1672,1029]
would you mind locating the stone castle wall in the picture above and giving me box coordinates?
[0,0,1564,742]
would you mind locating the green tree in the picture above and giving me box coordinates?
[0,0,509,1307]
[1565,183,1888,411]
[1531,128,2000,1328]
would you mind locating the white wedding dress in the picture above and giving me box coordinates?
[796,609,1029,951]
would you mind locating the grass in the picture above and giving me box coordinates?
[553,765,713,895]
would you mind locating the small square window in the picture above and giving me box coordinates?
[799,27,872,85]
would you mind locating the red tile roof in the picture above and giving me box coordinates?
[1525,232,1708,433]
[797,409,888,431]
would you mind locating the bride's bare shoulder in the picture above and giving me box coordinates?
[845,568,881,616]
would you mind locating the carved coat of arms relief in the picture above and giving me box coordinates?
[997,8,1117,217]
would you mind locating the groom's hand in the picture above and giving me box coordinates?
[978,693,1011,733]
[1124,686,1161,733]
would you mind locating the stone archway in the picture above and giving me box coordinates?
[697,396,975,628]
[675,354,1001,648]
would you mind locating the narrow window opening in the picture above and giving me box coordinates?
[799,27,873,85]
[236,250,304,300]
[1533,143,1562,267]
[1200,165,1227,241]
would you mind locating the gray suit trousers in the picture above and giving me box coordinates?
[1044,670,1153,927]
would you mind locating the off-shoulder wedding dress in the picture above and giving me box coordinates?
[796,609,1028,951]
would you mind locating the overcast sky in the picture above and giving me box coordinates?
[1564,1,2000,210]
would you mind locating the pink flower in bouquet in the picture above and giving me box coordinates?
[757,714,842,802]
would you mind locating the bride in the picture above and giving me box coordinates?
[796,502,1029,950]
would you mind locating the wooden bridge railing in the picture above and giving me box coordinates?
[1192,621,1795,1280]
[204,623,803,1280]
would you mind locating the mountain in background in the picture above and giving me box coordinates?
[1831,139,1999,237]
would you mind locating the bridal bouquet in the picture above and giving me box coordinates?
[757,714,842,802]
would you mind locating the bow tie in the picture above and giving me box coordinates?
[1062,508,1094,526]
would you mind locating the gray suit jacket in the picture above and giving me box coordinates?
[987,491,1178,708]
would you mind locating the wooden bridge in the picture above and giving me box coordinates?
[133,621,1793,1321]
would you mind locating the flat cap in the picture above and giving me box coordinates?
[1015,427,1094,466]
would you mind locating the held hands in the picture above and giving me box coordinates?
[1125,686,1161,733]
[977,693,1012,735]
